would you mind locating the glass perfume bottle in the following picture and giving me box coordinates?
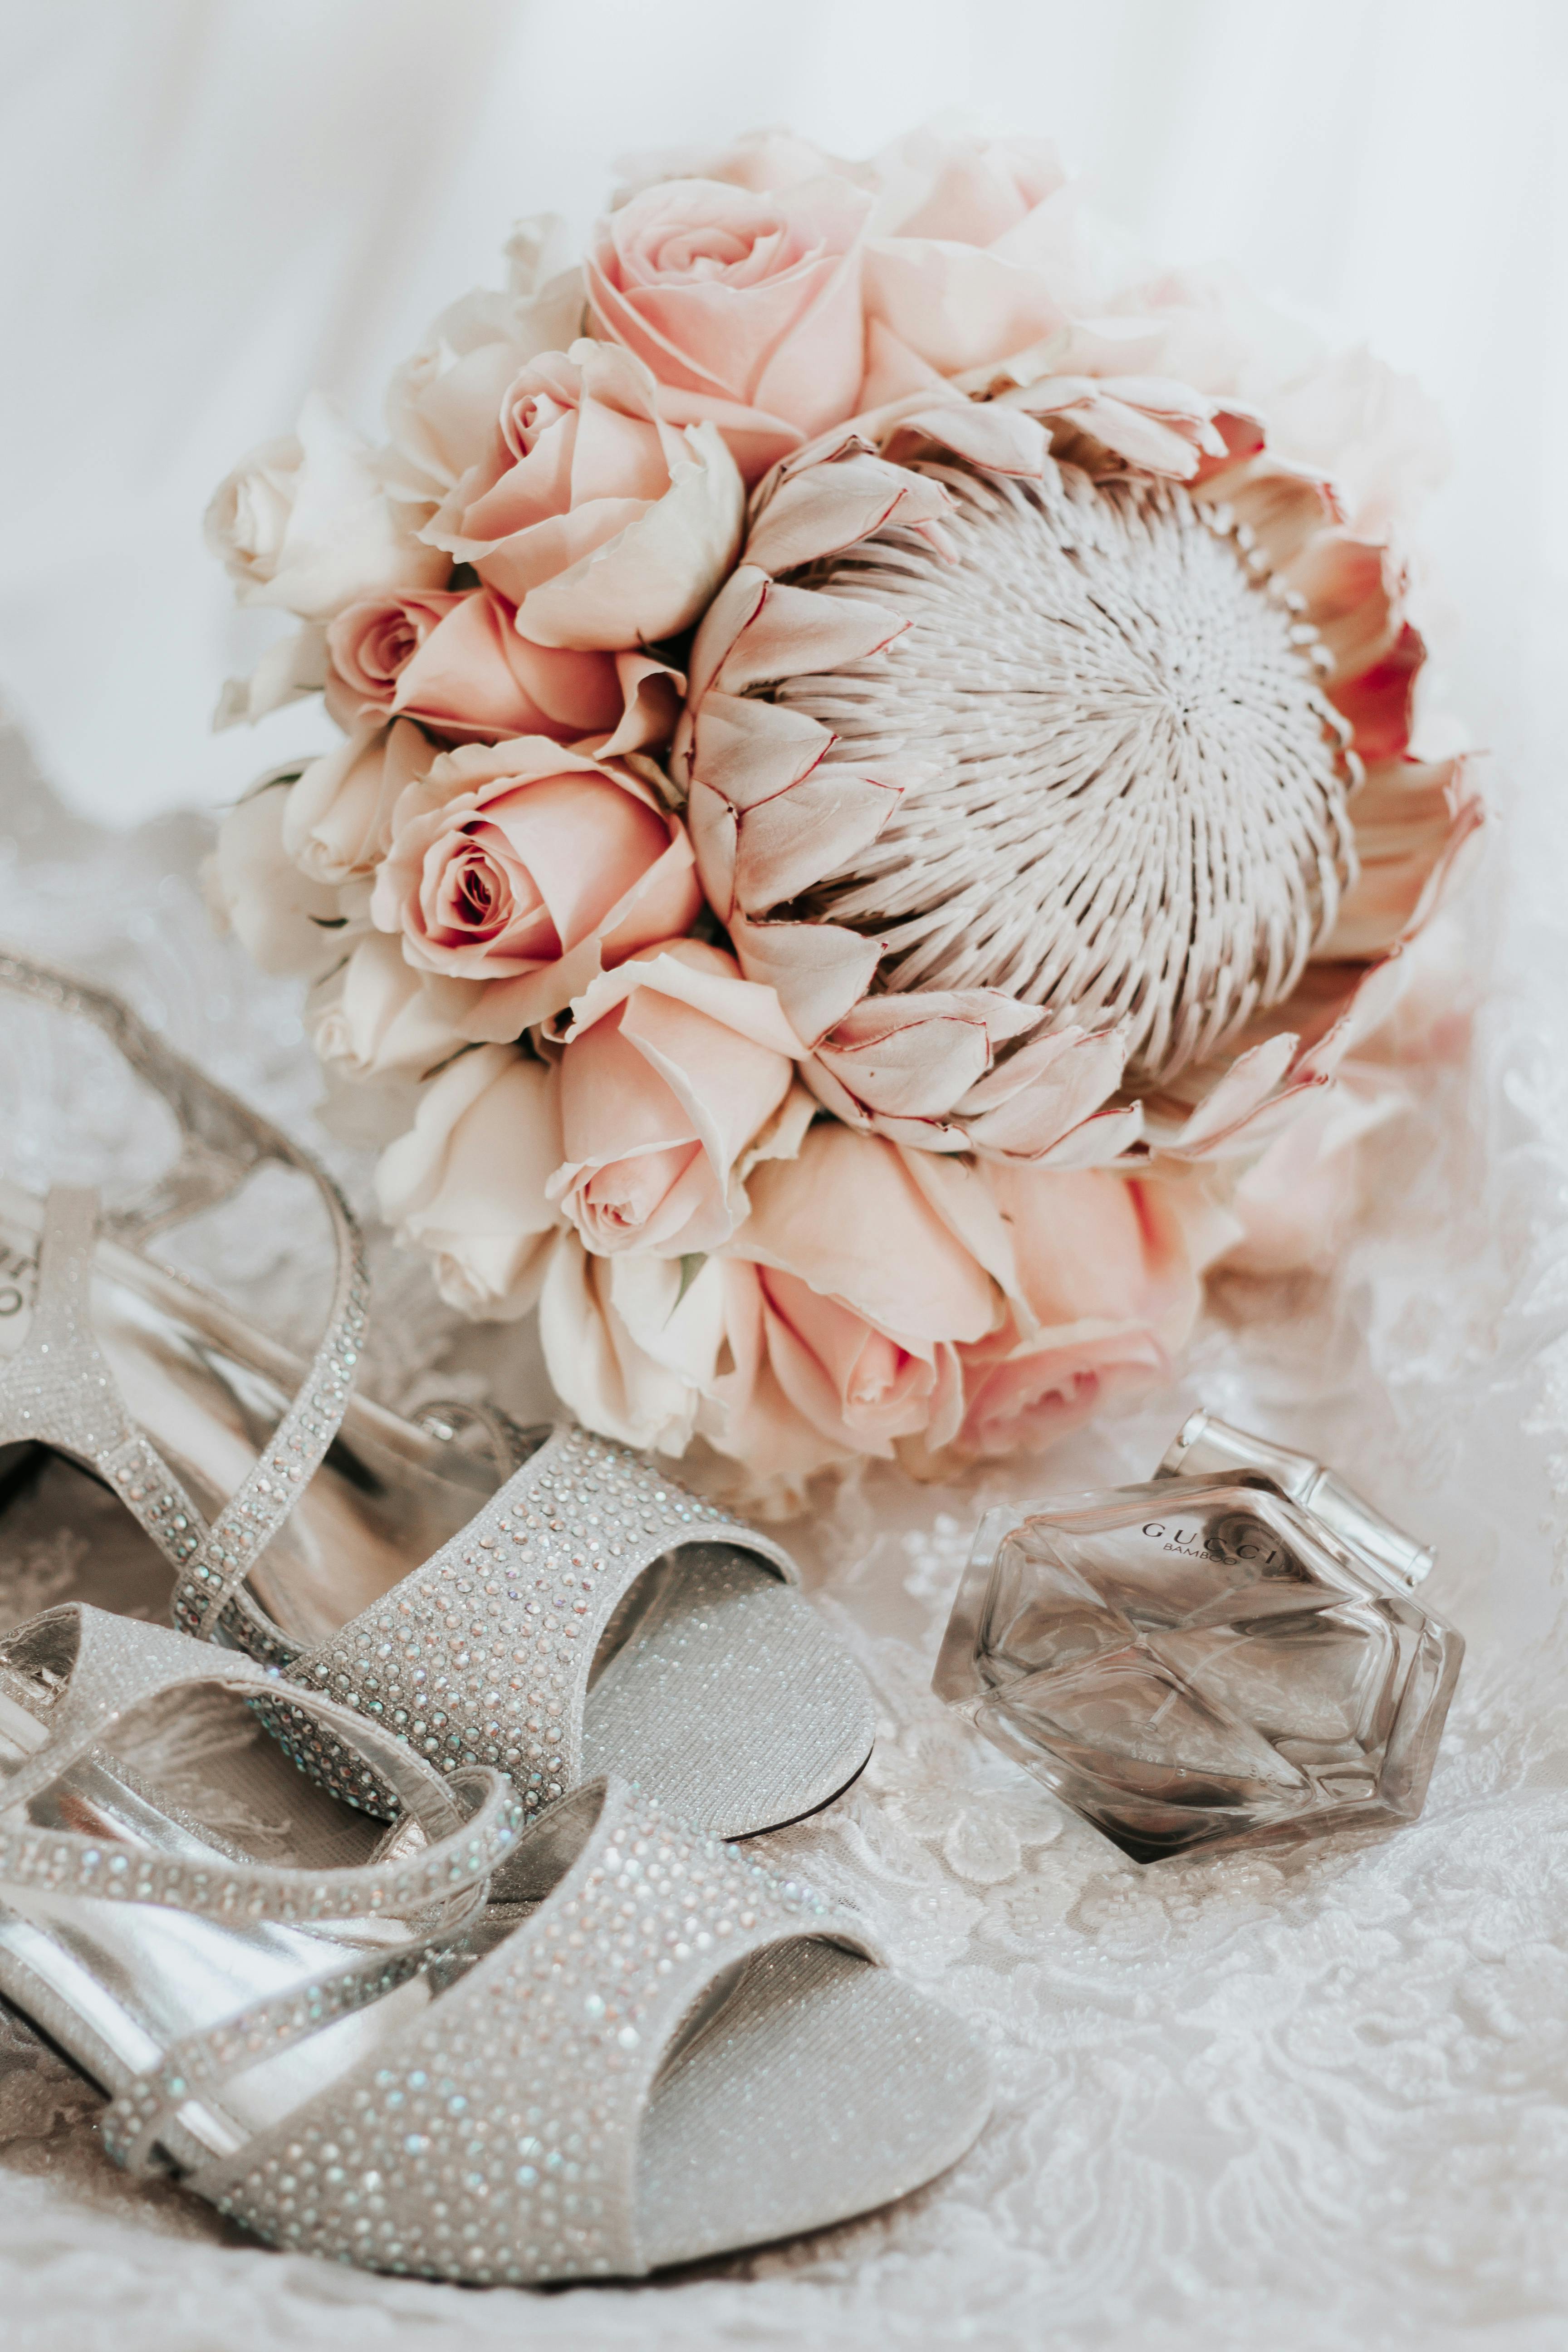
[934,1413,1463,1862]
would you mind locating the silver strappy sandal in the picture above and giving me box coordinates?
[0,950,873,1836]
[0,1602,989,2283]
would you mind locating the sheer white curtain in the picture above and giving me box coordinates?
[0,0,1561,823]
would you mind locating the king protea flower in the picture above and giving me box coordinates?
[671,375,1482,1171]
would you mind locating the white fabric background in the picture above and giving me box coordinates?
[3,5,1568,2348]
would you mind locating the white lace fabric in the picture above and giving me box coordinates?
[2,707,1567,2349]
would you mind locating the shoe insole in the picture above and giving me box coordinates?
[0,1674,439,2162]
[583,1546,874,1838]
[638,1936,991,2269]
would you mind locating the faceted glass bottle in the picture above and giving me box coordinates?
[934,1475,1463,1862]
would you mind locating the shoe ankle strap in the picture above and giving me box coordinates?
[0,1603,523,1925]
[0,1185,215,1568]
[103,1932,452,2176]
[0,947,369,1635]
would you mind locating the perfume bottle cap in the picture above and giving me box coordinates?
[1156,1409,1435,1587]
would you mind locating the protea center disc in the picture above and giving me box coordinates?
[771,457,1357,1087]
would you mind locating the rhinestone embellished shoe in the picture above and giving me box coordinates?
[0,950,874,1835]
[0,1603,989,2283]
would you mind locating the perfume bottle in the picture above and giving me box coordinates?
[934,1413,1463,1862]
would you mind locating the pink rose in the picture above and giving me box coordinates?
[587,177,872,483]
[421,339,743,649]
[710,1122,997,1474]
[371,737,702,1034]
[859,132,1078,402]
[1211,1076,1399,1276]
[540,1238,726,1456]
[324,587,680,753]
[548,939,800,1258]
[945,1166,1206,1463]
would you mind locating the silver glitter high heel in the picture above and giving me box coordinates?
[0,950,874,1836]
[0,1603,989,2283]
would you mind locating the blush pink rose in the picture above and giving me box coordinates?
[325,587,680,753]
[710,1122,997,1474]
[371,737,702,1034]
[421,339,743,649]
[859,132,1078,402]
[944,1166,1205,1464]
[548,938,799,1258]
[587,176,872,483]
[1210,1075,1400,1277]
[879,128,1067,245]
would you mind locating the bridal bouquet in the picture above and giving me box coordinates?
[206,122,1481,1496]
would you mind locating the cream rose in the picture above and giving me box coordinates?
[539,1237,726,1455]
[873,126,1067,244]
[375,1046,563,1319]
[214,623,329,732]
[421,339,743,650]
[204,394,448,620]
[281,717,431,897]
[383,215,587,503]
[205,773,350,981]
[587,178,872,483]
[548,939,799,1258]
[308,932,479,1084]
[370,737,702,1035]
[859,130,1078,401]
